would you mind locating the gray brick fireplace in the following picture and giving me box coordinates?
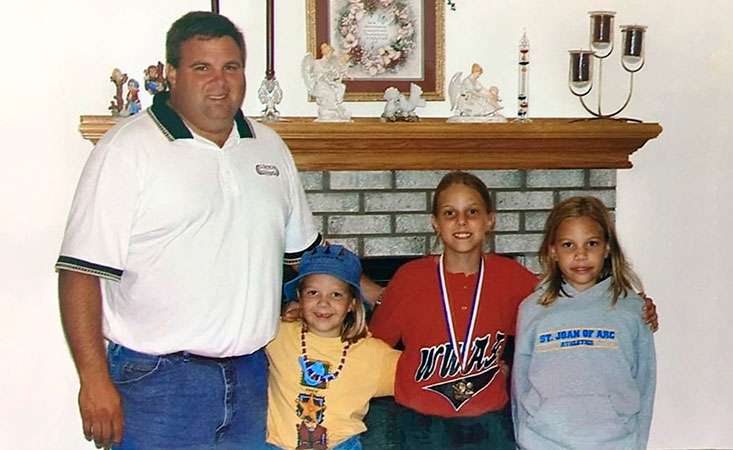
[301,168,616,274]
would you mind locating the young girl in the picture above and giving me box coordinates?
[511,196,656,450]
[369,171,538,450]
[266,244,400,450]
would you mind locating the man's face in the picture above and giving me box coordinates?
[167,36,245,144]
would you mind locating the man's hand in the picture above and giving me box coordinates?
[59,270,124,447]
[79,378,124,448]
[641,294,659,332]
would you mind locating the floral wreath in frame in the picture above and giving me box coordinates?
[337,0,417,76]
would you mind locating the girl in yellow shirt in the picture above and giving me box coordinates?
[265,245,400,450]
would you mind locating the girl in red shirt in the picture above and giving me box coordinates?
[370,171,536,450]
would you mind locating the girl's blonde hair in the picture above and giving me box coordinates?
[538,196,643,306]
[298,283,368,344]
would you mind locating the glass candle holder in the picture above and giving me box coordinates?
[568,50,594,96]
[589,11,615,58]
[620,25,647,72]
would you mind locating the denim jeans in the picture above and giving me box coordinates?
[265,434,362,450]
[107,342,269,450]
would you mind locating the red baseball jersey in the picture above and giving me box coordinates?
[370,254,538,417]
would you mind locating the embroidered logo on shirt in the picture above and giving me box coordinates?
[536,327,618,352]
[256,164,280,176]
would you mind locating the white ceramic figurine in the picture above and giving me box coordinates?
[381,83,426,122]
[302,43,352,122]
[448,63,506,122]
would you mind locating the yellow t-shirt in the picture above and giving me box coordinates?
[266,320,400,449]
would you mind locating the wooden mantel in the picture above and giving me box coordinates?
[79,116,661,170]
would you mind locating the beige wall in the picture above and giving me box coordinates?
[1,1,731,448]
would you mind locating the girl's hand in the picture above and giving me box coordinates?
[498,359,510,377]
[282,301,301,322]
[641,293,659,332]
[360,275,385,307]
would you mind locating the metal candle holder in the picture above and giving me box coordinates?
[568,11,647,122]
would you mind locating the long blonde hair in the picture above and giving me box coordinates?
[538,196,643,306]
[340,294,368,344]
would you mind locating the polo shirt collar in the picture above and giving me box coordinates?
[148,91,253,141]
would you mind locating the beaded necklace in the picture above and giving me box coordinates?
[299,324,351,386]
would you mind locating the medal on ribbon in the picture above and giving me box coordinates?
[437,253,485,403]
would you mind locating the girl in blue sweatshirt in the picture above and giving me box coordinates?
[512,196,656,450]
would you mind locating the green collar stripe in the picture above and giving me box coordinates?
[149,92,253,140]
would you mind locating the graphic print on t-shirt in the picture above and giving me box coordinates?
[295,391,328,450]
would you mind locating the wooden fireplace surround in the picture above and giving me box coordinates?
[79,116,662,170]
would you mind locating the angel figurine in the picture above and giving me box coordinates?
[302,43,351,122]
[258,77,283,122]
[381,83,426,122]
[447,63,507,123]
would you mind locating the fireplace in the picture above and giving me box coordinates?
[79,117,660,272]
[302,168,616,274]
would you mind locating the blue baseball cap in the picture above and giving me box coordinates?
[283,245,364,301]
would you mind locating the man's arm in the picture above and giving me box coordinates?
[58,270,123,448]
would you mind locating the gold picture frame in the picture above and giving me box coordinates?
[306,0,445,101]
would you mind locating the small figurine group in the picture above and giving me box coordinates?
[381,83,426,122]
[107,50,507,124]
[299,44,504,124]
[108,69,140,117]
[108,62,167,117]
[448,63,506,122]
[144,62,167,96]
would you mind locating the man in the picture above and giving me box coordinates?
[57,11,321,449]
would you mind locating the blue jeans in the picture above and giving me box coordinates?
[265,434,361,450]
[107,342,269,450]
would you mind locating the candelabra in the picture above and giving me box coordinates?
[568,11,647,121]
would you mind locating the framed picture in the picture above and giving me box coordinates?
[306,0,445,101]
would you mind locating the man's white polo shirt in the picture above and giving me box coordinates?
[56,93,321,357]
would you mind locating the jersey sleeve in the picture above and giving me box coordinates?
[504,263,540,336]
[279,138,322,265]
[55,141,141,282]
[368,265,411,347]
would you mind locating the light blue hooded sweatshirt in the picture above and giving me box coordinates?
[512,277,656,450]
